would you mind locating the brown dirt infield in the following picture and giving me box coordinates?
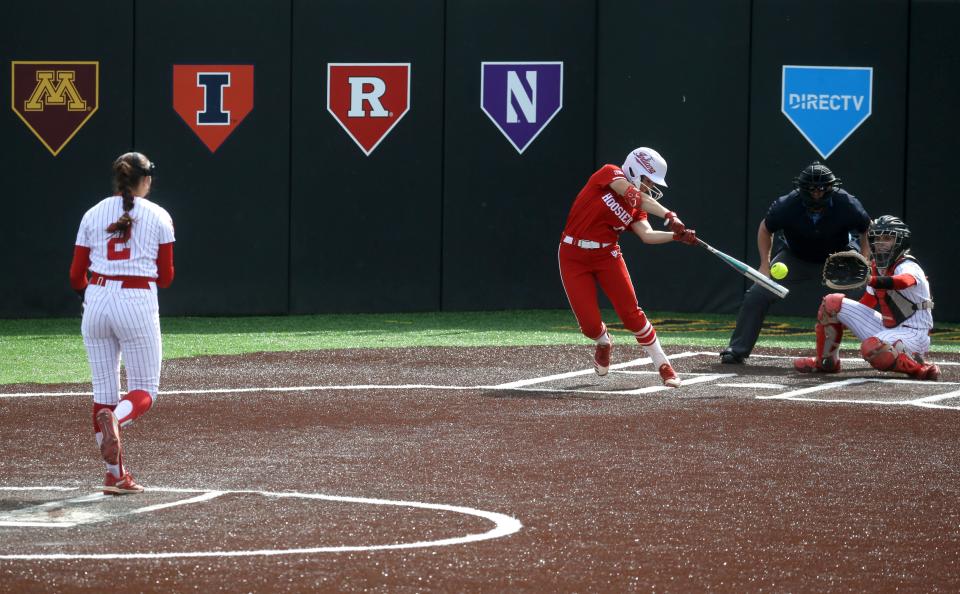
[1,344,959,592]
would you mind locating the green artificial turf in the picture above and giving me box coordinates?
[1,310,957,385]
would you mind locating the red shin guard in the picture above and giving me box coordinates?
[891,353,926,376]
[861,337,898,371]
[817,293,845,324]
[814,323,843,370]
[114,390,154,428]
[860,337,938,379]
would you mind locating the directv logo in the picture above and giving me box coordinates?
[788,93,865,111]
[781,65,873,159]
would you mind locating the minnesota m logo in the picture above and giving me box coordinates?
[24,71,87,111]
[11,61,99,156]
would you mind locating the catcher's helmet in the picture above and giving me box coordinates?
[868,215,911,270]
[622,147,668,200]
[793,161,841,208]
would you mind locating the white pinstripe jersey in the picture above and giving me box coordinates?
[865,259,933,329]
[75,196,175,277]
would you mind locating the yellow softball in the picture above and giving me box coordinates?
[770,262,788,280]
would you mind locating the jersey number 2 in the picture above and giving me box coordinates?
[107,234,131,260]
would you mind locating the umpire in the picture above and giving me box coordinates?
[719,161,871,364]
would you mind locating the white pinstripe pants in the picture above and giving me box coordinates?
[81,281,162,405]
[837,298,931,356]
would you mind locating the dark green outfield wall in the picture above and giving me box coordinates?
[2,0,956,321]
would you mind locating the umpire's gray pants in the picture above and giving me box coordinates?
[724,249,862,358]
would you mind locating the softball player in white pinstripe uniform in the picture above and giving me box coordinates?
[69,152,175,494]
[794,216,939,380]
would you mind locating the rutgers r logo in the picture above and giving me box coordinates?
[347,76,389,118]
[327,63,410,156]
[173,65,254,152]
[11,61,99,156]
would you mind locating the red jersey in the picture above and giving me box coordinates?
[561,164,648,244]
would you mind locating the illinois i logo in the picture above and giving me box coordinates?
[11,61,99,156]
[327,63,410,156]
[173,65,254,152]
[481,62,563,154]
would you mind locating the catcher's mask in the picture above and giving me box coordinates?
[868,215,911,270]
[622,147,667,201]
[793,161,841,210]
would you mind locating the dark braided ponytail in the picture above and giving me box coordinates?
[107,152,152,238]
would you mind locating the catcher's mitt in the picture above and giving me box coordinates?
[822,250,871,290]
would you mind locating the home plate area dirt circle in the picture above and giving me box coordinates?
[0,487,522,560]
[1,344,959,592]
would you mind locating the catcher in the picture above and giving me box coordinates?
[793,215,939,380]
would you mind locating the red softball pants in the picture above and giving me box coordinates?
[558,242,651,340]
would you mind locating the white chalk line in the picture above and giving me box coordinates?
[0,351,705,398]
[0,492,108,527]
[492,351,710,389]
[130,491,224,516]
[757,378,875,399]
[0,487,522,560]
[0,486,77,491]
[915,389,960,404]
[746,354,960,366]
[613,370,732,376]
[0,351,956,409]
[758,378,960,410]
[492,356,653,389]
[0,490,224,528]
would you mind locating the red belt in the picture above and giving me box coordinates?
[89,272,153,289]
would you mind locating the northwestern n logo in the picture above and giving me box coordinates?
[327,63,411,156]
[781,65,873,159]
[173,65,254,152]
[481,62,563,154]
[11,61,99,156]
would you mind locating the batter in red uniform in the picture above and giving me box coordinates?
[559,147,697,388]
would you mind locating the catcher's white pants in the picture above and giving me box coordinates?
[838,298,931,356]
[81,281,162,405]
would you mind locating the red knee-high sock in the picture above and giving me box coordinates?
[113,390,154,428]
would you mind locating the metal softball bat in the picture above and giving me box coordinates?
[695,238,790,299]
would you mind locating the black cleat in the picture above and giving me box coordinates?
[719,349,745,365]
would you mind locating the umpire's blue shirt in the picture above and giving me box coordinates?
[764,188,871,263]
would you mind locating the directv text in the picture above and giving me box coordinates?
[788,93,865,111]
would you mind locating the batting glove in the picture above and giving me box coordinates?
[664,211,685,234]
[674,229,697,245]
